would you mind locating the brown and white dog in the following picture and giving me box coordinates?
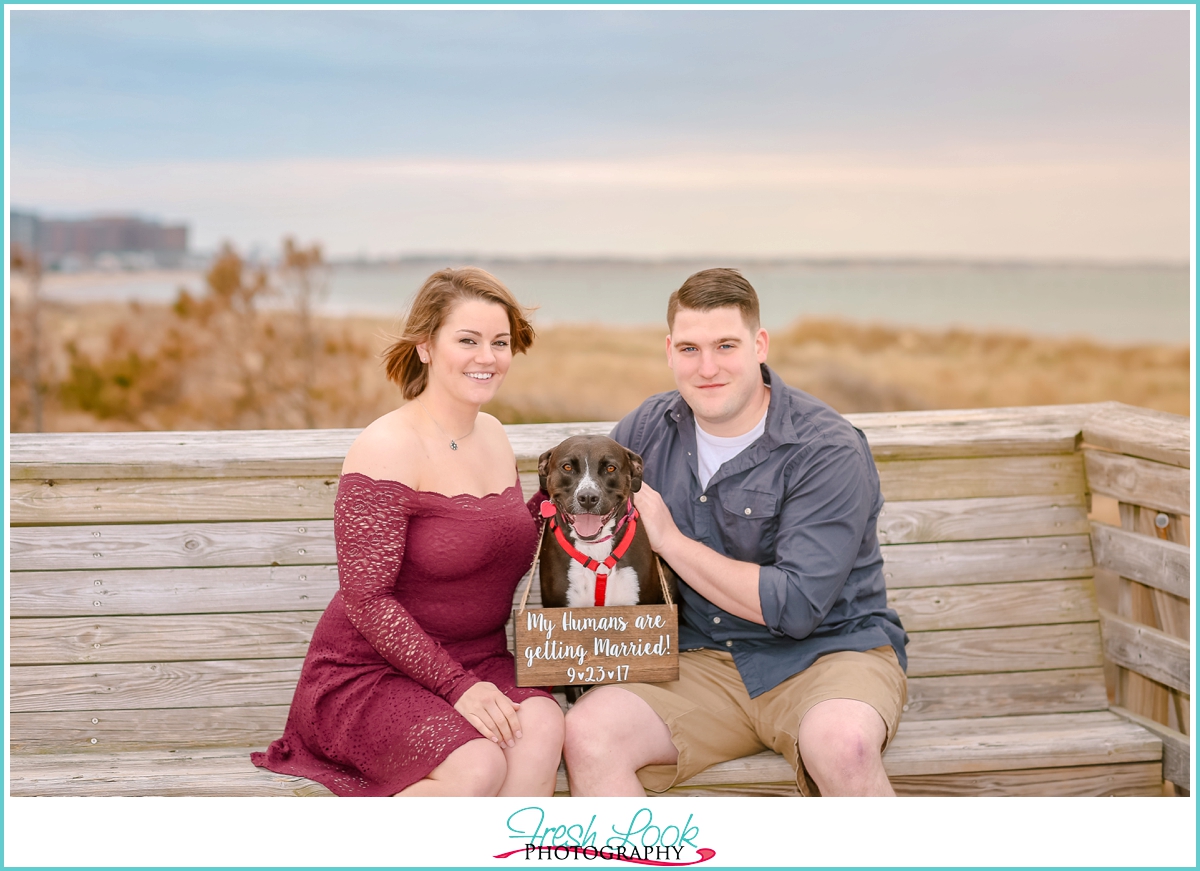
[536,435,677,609]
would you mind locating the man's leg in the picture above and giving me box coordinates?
[796,698,894,796]
[563,686,677,796]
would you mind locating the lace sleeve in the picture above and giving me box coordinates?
[333,473,480,704]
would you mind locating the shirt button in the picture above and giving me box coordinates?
[744,507,752,515]
[713,616,721,624]
[725,640,733,647]
[699,495,707,503]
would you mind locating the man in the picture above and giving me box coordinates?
[563,268,908,797]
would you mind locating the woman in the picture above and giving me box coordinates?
[252,267,563,796]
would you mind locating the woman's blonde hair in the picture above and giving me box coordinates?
[382,267,536,400]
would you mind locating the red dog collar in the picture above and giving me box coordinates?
[542,501,639,606]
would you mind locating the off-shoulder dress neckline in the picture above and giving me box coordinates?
[339,470,522,503]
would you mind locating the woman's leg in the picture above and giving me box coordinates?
[396,737,507,796]
[498,696,566,797]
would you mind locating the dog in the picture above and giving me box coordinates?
[536,435,677,610]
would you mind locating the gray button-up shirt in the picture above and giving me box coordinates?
[611,364,908,697]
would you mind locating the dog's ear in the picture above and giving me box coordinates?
[626,448,645,493]
[537,449,554,493]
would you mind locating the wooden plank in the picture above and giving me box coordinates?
[1111,705,1191,790]
[1083,403,1190,469]
[905,623,1103,678]
[877,494,1088,545]
[9,747,335,797]
[1090,521,1191,600]
[877,454,1085,502]
[11,706,291,755]
[10,612,322,665]
[889,579,1098,632]
[857,415,1085,461]
[10,659,305,713]
[657,762,1163,798]
[10,520,337,572]
[903,669,1109,721]
[880,711,1160,776]
[1085,450,1191,516]
[9,565,340,618]
[1100,609,1191,694]
[8,422,618,481]
[881,535,1094,589]
[10,476,340,526]
[889,762,1163,797]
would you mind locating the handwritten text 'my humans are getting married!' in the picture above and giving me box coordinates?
[495,807,715,865]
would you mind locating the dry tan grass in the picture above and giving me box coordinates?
[8,301,1189,434]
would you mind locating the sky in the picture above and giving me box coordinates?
[8,8,1193,262]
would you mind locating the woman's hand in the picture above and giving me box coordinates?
[454,681,523,748]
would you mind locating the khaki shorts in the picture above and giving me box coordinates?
[620,645,906,796]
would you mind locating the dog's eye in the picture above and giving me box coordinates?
[606,464,616,474]
[563,463,572,472]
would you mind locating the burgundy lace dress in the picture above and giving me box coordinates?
[251,472,552,796]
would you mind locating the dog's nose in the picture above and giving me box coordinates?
[577,491,600,512]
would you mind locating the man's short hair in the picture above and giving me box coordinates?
[667,268,761,332]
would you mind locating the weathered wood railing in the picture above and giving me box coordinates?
[8,402,1191,796]
[1083,405,1192,794]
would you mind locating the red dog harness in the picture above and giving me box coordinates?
[541,500,639,606]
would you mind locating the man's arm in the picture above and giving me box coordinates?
[637,442,876,638]
[634,483,766,624]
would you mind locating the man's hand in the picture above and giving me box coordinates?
[633,483,765,625]
[633,483,681,553]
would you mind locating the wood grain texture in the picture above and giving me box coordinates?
[1090,521,1191,600]
[876,494,1088,545]
[1100,609,1191,694]
[881,711,1160,776]
[889,762,1163,797]
[9,407,1100,482]
[652,762,1163,798]
[9,564,340,618]
[9,746,335,797]
[10,476,340,526]
[11,659,305,713]
[889,579,1098,632]
[876,454,1085,502]
[10,612,322,665]
[1084,450,1191,516]
[1083,403,1190,469]
[1109,705,1190,790]
[11,706,291,754]
[881,535,1094,589]
[905,623,1103,677]
[904,669,1108,721]
[10,520,337,572]
[8,422,618,481]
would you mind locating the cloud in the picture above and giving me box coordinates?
[12,152,1189,262]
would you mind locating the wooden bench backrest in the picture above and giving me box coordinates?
[9,404,1154,757]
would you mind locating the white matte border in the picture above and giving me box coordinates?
[4,796,1198,867]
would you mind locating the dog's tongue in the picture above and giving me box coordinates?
[572,513,605,538]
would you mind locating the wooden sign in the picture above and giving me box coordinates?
[514,605,679,688]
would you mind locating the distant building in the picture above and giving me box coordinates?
[9,210,190,270]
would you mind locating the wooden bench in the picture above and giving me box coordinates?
[9,403,1190,796]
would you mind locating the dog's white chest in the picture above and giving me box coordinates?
[564,534,640,607]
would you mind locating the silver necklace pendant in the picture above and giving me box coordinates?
[450,441,458,451]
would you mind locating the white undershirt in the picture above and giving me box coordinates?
[694,409,768,491]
